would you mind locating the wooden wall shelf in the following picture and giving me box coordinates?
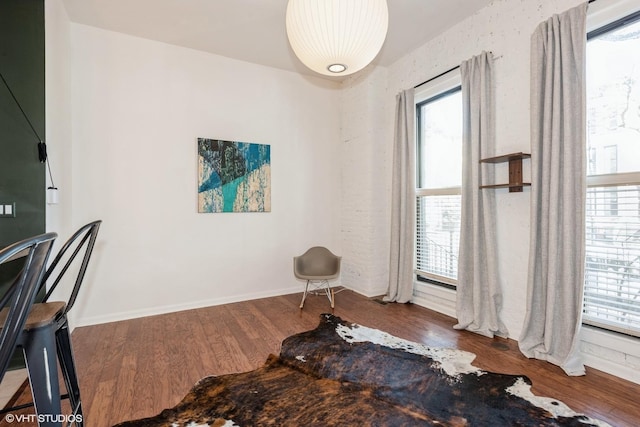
[480,152,531,192]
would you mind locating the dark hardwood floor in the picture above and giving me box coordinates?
[2,290,639,426]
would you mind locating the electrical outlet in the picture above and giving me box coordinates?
[0,203,16,218]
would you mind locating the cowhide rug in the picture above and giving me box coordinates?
[114,314,611,427]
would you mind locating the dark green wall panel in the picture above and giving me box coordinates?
[0,1,46,370]
[0,0,46,248]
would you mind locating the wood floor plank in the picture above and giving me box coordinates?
[150,313,171,409]
[86,379,117,426]
[129,316,165,421]
[110,354,137,423]
[3,290,638,426]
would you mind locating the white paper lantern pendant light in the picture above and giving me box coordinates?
[286,0,389,77]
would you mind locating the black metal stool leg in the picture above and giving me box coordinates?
[23,324,62,427]
[56,318,83,426]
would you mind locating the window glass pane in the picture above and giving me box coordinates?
[585,13,640,337]
[416,195,460,282]
[587,18,640,176]
[418,90,463,189]
[584,185,640,335]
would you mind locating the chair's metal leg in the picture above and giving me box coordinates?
[56,318,84,426]
[23,325,63,427]
[300,280,310,308]
[322,280,333,307]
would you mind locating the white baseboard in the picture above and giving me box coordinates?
[74,285,302,327]
[77,284,379,328]
[343,280,458,317]
[342,284,388,298]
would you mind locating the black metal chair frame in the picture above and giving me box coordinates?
[0,220,101,426]
[0,233,58,384]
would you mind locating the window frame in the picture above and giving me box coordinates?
[414,72,463,287]
[584,8,640,337]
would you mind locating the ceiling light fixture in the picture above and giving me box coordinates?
[285,0,389,77]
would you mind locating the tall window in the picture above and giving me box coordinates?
[584,11,640,337]
[415,76,462,287]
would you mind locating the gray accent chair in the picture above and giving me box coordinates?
[294,246,341,309]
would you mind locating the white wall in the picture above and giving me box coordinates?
[341,0,640,384]
[67,24,342,325]
[45,0,74,299]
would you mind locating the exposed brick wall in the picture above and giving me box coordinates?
[340,67,392,297]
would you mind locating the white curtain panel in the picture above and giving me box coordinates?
[519,3,588,376]
[454,52,508,338]
[386,89,415,303]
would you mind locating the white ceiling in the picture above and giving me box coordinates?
[62,0,493,79]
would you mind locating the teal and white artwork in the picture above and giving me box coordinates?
[198,138,271,213]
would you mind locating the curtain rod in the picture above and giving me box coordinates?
[413,64,460,89]
[414,52,502,89]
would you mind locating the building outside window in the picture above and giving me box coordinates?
[584,11,640,337]
[415,76,462,288]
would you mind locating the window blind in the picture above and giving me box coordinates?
[416,195,461,283]
[584,185,640,336]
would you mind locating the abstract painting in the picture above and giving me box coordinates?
[198,138,271,213]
